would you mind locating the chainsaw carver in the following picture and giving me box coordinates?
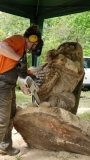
[0,24,43,156]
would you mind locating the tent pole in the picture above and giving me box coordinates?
[30,18,44,67]
[30,18,44,103]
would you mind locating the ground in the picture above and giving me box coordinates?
[0,91,90,160]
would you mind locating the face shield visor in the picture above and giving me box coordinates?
[30,39,44,57]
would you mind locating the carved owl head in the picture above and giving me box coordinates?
[57,42,83,62]
[57,42,84,72]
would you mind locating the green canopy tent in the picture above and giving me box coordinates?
[0,0,89,114]
[0,0,90,20]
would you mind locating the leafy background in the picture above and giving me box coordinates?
[0,11,90,66]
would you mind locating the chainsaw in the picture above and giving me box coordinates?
[18,76,40,105]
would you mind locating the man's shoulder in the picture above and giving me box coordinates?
[3,34,25,45]
[10,34,25,41]
[3,34,25,49]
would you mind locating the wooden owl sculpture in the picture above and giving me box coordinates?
[29,42,84,111]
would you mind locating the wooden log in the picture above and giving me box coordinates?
[13,103,90,155]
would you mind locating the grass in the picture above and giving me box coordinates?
[16,90,32,108]
[78,112,90,120]
[77,91,90,120]
[15,156,21,160]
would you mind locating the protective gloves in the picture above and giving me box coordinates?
[15,57,42,86]
[15,57,27,77]
[16,57,27,71]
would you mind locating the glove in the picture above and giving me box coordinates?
[15,57,27,72]
[15,57,27,77]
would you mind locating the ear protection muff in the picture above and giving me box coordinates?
[28,35,38,43]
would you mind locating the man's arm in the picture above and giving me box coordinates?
[0,42,21,61]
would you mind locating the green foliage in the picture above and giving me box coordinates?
[15,82,20,91]
[40,11,90,63]
[26,53,32,68]
[0,11,90,64]
[66,11,90,55]
[0,12,30,40]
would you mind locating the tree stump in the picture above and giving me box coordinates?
[14,102,90,156]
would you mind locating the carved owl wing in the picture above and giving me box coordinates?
[29,63,60,101]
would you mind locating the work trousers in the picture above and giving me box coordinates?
[0,68,18,150]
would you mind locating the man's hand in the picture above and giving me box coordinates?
[15,57,27,77]
[17,57,27,71]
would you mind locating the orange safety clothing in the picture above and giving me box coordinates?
[0,35,27,73]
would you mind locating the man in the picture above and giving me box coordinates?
[0,24,43,156]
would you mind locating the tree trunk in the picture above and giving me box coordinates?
[13,103,90,156]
